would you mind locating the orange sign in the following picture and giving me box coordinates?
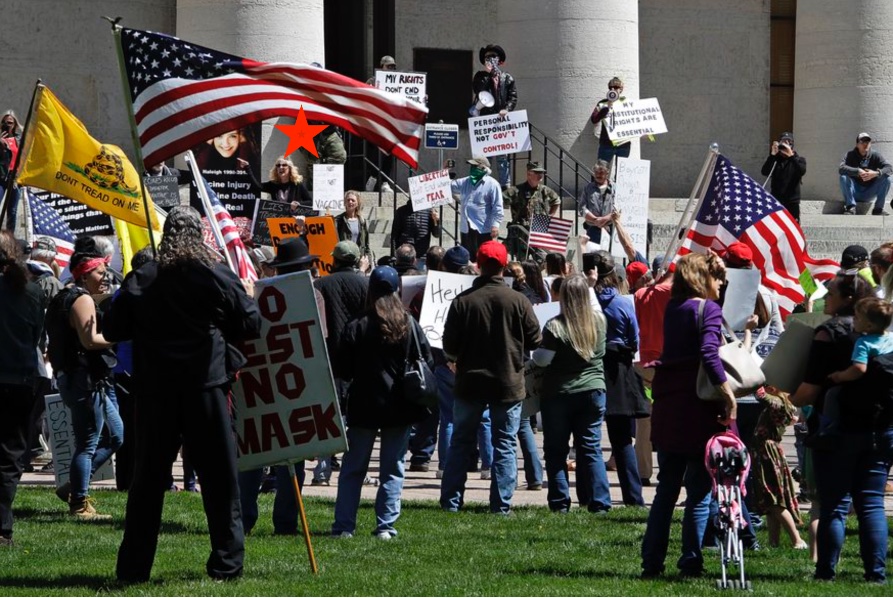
[267,216,339,276]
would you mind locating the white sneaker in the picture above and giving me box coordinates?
[365,176,377,192]
[363,476,380,486]
[480,469,491,480]
[380,182,393,194]
[332,531,353,539]
[435,469,444,479]
[375,531,392,540]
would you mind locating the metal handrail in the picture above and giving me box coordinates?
[342,121,593,254]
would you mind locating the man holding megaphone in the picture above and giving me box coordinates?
[591,77,631,166]
[472,44,518,189]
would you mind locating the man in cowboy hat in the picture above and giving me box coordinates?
[472,44,518,188]
[503,161,561,260]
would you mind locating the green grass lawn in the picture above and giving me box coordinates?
[0,487,889,596]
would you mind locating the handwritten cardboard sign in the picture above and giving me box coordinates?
[311,164,344,212]
[233,271,346,470]
[610,157,650,260]
[468,110,531,157]
[417,271,476,349]
[606,98,668,144]
[374,70,427,105]
[408,169,453,211]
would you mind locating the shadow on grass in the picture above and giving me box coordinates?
[519,565,635,579]
[0,574,112,591]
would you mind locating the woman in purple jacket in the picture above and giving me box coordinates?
[641,252,737,578]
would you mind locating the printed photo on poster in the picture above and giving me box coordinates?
[189,125,261,224]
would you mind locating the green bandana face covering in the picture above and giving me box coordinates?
[469,166,486,184]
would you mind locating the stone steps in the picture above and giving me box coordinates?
[358,192,887,263]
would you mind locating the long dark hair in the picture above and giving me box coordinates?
[158,207,218,269]
[0,231,27,292]
[368,289,409,344]
[522,260,548,302]
[828,272,876,317]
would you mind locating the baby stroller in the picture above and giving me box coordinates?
[705,432,752,590]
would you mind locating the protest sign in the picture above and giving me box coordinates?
[188,124,261,222]
[233,272,346,470]
[605,98,668,144]
[418,271,476,348]
[44,393,114,489]
[610,157,650,260]
[32,190,114,236]
[267,216,339,276]
[374,70,427,105]
[760,314,829,392]
[144,175,181,208]
[311,164,344,212]
[251,199,314,247]
[468,110,531,157]
[532,302,560,329]
[722,268,762,331]
[400,274,428,309]
[408,169,453,211]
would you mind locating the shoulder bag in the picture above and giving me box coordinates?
[695,299,766,401]
[402,319,438,410]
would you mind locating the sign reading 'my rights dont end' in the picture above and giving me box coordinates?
[468,110,531,157]
[233,271,346,471]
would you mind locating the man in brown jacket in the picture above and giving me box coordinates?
[440,241,541,514]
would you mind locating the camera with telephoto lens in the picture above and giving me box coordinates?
[606,89,620,102]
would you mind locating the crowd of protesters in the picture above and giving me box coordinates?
[1,54,892,590]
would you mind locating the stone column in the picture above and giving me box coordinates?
[496,0,640,181]
[794,0,893,205]
[177,0,326,163]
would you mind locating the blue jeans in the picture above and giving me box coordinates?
[605,415,644,506]
[332,425,411,536]
[812,429,893,582]
[541,389,610,512]
[409,409,439,466]
[441,398,521,514]
[496,155,511,188]
[517,415,543,487]
[839,174,891,210]
[435,365,492,471]
[57,371,124,501]
[238,463,304,535]
[597,141,632,166]
[641,450,713,575]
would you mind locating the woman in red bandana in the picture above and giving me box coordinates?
[45,237,122,520]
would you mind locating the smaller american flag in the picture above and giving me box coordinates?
[25,188,75,269]
[529,213,573,253]
[196,175,258,281]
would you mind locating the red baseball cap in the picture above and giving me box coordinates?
[626,261,649,288]
[476,240,508,267]
[722,242,753,268]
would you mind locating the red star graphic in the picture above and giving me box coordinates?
[275,106,328,158]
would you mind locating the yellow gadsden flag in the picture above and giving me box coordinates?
[17,86,161,232]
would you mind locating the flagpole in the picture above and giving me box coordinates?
[22,189,34,246]
[185,151,236,272]
[0,80,42,230]
[658,143,720,274]
[108,20,157,255]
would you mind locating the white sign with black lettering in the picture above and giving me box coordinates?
[44,393,114,490]
[608,157,650,260]
[374,70,427,105]
[606,98,668,144]
[418,271,476,349]
[312,164,344,212]
[468,110,531,157]
[408,169,453,211]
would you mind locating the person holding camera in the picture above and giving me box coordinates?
[839,132,892,216]
[472,45,518,188]
[761,132,807,222]
[591,77,631,166]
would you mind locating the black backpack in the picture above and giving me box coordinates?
[864,352,893,430]
[44,286,89,373]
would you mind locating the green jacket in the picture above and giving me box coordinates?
[503,181,561,227]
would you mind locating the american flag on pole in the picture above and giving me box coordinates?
[678,155,839,316]
[25,188,75,269]
[118,27,427,169]
[528,213,573,253]
[196,173,258,282]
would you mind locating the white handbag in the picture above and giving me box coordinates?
[695,299,766,400]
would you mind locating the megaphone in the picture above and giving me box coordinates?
[469,91,495,117]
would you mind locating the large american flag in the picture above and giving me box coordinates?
[118,27,427,169]
[529,213,573,253]
[678,155,838,316]
[25,188,75,269]
[195,173,258,282]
